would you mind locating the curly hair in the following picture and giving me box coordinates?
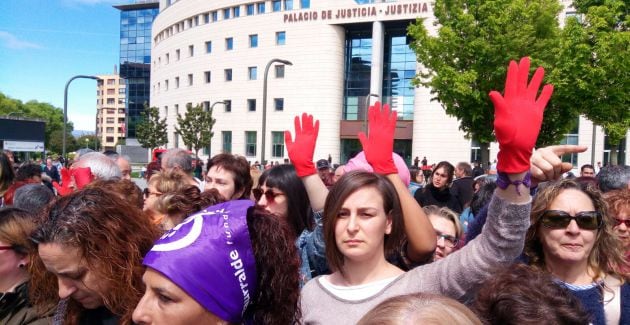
[472,264,591,325]
[29,188,161,324]
[155,186,224,228]
[206,153,253,199]
[604,189,630,218]
[245,206,301,324]
[525,179,629,279]
[85,178,144,209]
[324,171,405,274]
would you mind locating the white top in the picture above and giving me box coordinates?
[318,275,399,301]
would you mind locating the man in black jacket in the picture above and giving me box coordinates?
[450,162,474,209]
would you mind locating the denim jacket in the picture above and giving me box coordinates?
[295,210,329,286]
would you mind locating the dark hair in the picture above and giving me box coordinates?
[580,164,595,172]
[575,176,598,189]
[323,171,404,273]
[0,207,36,256]
[258,164,313,236]
[245,206,301,324]
[85,178,144,209]
[597,165,630,193]
[13,184,54,214]
[472,264,591,325]
[456,162,473,177]
[16,163,43,181]
[29,188,161,324]
[0,151,15,194]
[470,182,497,216]
[206,153,253,199]
[409,168,419,182]
[431,161,455,185]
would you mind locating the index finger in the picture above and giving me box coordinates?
[547,144,588,156]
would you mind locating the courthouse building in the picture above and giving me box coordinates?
[150,0,628,168]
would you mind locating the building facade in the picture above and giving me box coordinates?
[96,69,127,150]
[114,0,159,141]
[150,0,628,169]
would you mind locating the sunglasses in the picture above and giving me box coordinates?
[540,210,602,230]
[613,218,630,228]
[252,188,284,203]
[436,232,459,248]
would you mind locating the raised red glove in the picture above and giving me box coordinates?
[285,113,319,178]
[358,101,398,175]
[489,57,553,174]
[72,167,94,190]
[53,168,73,196]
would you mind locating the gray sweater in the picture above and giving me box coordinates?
[300,194,531,324]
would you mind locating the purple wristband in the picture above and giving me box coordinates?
[496,171,531,195]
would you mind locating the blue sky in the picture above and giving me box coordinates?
[0,0,122,131]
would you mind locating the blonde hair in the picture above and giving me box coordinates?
[357,292,481,325]
[423,205,463,239]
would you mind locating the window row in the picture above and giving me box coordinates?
[153,64,286,93]
[219,130,286,158]
[155,0,308,44]
[161,98,285,116]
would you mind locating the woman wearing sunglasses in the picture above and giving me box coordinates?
[604,189,630,272]
[524,179,629,324]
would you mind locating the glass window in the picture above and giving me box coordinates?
[300,0,310,9]
[222,131,232,153]
[204,13,210,23]
[257,2,265,13]
[247,99,256,111]
[164,80,169,90]
[249,34,258,48]
[225,69,232,81]
[273,0,282,11]
[248,67,257,80]
[247,4,255,15]
[276,31,286,45]
[188,44,194,57]
[188,73,193,86]
[176,49,180,60]
[284,0,293,10]
[173,132,179,148]
[275,65,285,78]
[560,119,580,167]
[245,131,257,156]
[107,79,115,85]
[226,37,233,50]
[223,8,231,19]
[274,98,284,111]
[165,53,169,64]
[233,6,240,17]
[205,71,211,83]
[272,131,284,158]
[205,41,212,53]
[106,117,115,123]
[212,11,218,21]
[225,100,232,112]
[175,77,179,88]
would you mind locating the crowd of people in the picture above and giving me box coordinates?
[0,57,629,324]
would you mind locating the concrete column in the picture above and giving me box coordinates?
[370,21,385,98]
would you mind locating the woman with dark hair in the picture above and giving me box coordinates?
[604,189,630,270]
[300,57,552,323]
[0,207,53,324]
[524,179,629,324]
[132,200,301,324]
[414,161,463,213]
[29,188,161,324]
[2,163,44,206]
[204,153,253,200]
[0,151,15,207]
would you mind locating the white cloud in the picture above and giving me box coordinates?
[0,31,42,50]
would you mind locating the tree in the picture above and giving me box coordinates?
[550,0,629,165]
[76,134,100,151]
[408,0,573,166]
[175,103,216,157]
[136,104,167,150]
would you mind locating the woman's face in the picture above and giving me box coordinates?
[612,206,630,249]
[133,269,225,325]
[0,240,28,291]
[432,167,449,189]
[539,189,598,269]
[428,214,458,261]
[334,187,392,263]
[204,166,240,200]
[38,243,107,309]
[143,183,162,212]
[255,183,288,220]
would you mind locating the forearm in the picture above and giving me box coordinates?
[386,174,436,262]
[301,174,329,212]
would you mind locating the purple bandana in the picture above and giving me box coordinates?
[143,200,258,323]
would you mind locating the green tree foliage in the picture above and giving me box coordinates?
[408,0,574,164]
[0,91,75,153]
[76,134,100,151]
[136,104,168,150]
[175,103,216,157]
[549,0,629,164]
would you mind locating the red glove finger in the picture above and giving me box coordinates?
[358,101,398,175]
[72,167,94,189]
[285,113,319,178]
[53,168,73,196]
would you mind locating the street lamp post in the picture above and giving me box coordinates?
[364,94,379,134]
[207,101,227,158]
[63,75,100,165]
[262,58,292,166]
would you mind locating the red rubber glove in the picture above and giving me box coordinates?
[285,113,319,178]
[358,101,398,175]
[72,167,94,190]
[489,57,553,174]
[53,168,73,196]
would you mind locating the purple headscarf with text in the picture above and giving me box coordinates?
[143,199,258,323]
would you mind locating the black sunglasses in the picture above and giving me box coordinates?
[540,210,602,230]
[252,188,283,202]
